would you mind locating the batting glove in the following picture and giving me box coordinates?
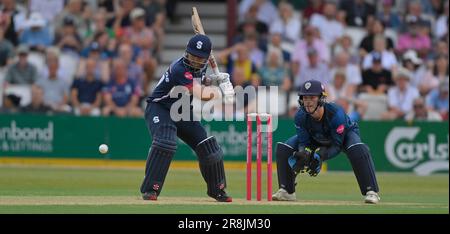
[210,73,234,104]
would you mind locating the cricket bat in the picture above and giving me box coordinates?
[191,7,221,76]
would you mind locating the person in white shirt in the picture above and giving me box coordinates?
[434,1,448,39]
[330,51,362,89]
[309,1,344,47]
[362,34,397,71]
[327,69,356,101]
[381,67,420,120]
[405,97,442,121]
[269,2,301,45]
[239,0,279,26]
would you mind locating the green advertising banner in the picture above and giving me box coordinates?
[0,114,448,175]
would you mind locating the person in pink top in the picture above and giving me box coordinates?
[291,25,329,78]
[396,16,431,57]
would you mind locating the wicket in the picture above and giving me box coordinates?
[247,113,273,201]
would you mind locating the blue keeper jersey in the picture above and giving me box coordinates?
[294,102,358,158]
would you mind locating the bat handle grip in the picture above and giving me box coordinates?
[208,54,220,75]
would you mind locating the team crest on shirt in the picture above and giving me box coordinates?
[125,84,131,94]
[336,124,345,134]
[184,72,193,80]
[305,82,311,90]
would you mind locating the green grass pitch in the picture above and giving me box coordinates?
[0,165,447,214]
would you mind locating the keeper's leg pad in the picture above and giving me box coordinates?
[276,143,297,194]
[140,124,177,195]
[346,143,379,195]
[195,136,227,197]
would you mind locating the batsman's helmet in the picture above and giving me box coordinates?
[184,35,212,73]
[186,34,212,59]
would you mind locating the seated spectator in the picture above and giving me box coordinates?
[402,50,435,95]
[339,0,375,27]
[359,19,395,56]
[381,68,420,120]
[265,31,291,65]
[54,17,83,54]
[335,97,368,122]
[361,52,393,94]
[102,59,143,117]
[139,0,166,57]
[333,34,359,65]
[139,0,166,28]
[327,70,355,102]
[117,43,145,93]
[34,56,71,112]
[21,85,52,114]
[37,47,71,85]
[405,97,442,121]
[242,33,265,68]
[362,35,397,71]
[309,1,343,47]
[218,43,259,87]
[238,0,279,27]
[258,49,291,91]
[4,45,38,86]
[376,0,401,30]
[330,51,361,94]
[402,0,433,35]
[77,42,111,83]
[427,39,448,61]
[123,7,158,94]
[303,0,324,20]
[83,8,116,46]
[236,5,269,41]
[81,32,115,61]
[291,25,329,74]
[19,12,52,53]
[426,79,449,120]
[71,58,103,116]
[430,54,449,84]
[55,0,89,37]
[0,93,21,113]
[269,2,301,45]
[434,1,448,40]
[396,16,431,57]
[295,47,330,90]
[0,26,14,67]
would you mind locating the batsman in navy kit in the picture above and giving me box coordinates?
[140,34,235,202]
[272,80,381,204]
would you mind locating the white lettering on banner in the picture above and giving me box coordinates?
[0,121,54,153]
[385,127,449,175]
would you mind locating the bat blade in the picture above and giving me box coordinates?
[192,7,205,35]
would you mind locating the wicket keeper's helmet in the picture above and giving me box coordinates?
[298,80,327,114]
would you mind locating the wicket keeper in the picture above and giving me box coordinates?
[140,34,234,202]
[272,80,380,204]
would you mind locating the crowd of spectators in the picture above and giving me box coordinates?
[0,0,448,122]
[0,0,167,117]
[225,0,448,121]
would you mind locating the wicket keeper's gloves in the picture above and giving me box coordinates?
[289,148,311,174]
[307,149,322,177]
[210,72,234,104]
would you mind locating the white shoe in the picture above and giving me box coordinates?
[272,188,296,201]
[364,191,380,204]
